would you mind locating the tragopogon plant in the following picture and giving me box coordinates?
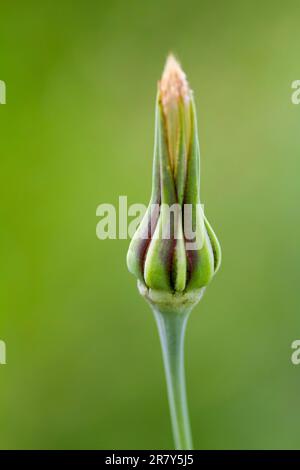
[127,55,221,450]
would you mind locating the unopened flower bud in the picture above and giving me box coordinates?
[127,55,221,309]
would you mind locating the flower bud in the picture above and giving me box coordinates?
[127,55,221,304]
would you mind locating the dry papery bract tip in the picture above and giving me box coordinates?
[159,55,191,114]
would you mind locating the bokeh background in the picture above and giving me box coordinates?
[0,0,300,450]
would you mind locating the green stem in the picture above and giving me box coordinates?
[153,308,193,450]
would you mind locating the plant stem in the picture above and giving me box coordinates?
[152,308,193,450]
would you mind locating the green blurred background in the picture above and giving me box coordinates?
[0,0,300,449]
